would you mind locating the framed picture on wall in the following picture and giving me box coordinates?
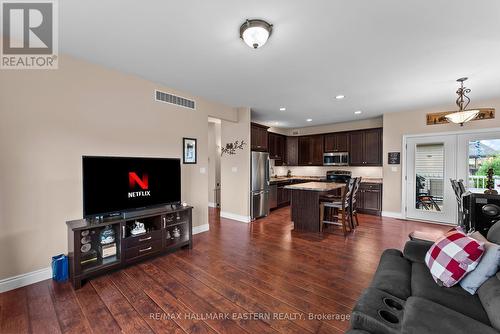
[183,138,197,164]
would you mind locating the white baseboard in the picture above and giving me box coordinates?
[0,222,211,293]
[208,202,217,208]
[220,211,251,223]
[382,211,404,219]
[0,266,52,293]
[193,223,210,234]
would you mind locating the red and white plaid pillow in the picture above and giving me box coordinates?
[425,227,485,287]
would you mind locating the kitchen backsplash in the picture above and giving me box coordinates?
[271,163,383,178]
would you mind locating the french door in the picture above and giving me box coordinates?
[405,135,457,224]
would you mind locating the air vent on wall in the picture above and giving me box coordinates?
[154,89,196,110]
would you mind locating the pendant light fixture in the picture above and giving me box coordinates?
[445,77,480,126]
[239,19,273,49]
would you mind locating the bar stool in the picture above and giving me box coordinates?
[319,178,355,236]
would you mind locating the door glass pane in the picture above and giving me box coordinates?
[415,143,444,211]
[468,139,500,192]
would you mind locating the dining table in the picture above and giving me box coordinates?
[284,181,346,233]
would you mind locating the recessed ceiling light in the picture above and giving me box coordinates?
[354,110,362,115]
[335,95,345,100]
[279,107,286,111]
[306,118,312,122]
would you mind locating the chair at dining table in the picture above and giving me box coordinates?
[319,178,355,236]
[450,178,467,229]
[350,177,362,229]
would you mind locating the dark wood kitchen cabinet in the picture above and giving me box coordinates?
[268,132,286,165]
[277,184,291,206]
[349,128,382,166]
[324,132,349,152]
[357,183,382,215]
[251,123,269,152]
[298,135,324,166]
[286,136,299,166]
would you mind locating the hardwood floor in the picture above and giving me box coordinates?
[0,207,450,334]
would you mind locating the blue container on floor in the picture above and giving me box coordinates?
[51,254,68,282]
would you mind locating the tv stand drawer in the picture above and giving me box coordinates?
[124,240,162,262]
[123,230,162,249]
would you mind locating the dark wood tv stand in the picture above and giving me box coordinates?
[66,206,192,289]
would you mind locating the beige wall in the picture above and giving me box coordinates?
[220,108,251,220]
[383,98,500,214]
[0,55,237,279]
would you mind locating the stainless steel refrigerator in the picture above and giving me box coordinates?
[251,151,270,220]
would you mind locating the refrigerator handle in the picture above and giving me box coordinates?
[265,156,270,186]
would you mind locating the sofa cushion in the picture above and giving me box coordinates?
[370,249,411,300]
[460,232,500,294]
[487,220,500,244]
[411,262,491,325]
[425,227,484,287]
[403,240,433,263]
[402,296,499,334]
[477,275,500,331]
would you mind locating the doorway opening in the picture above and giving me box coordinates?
[208,117,221,209]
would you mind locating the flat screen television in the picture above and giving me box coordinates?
[82,156,181,217]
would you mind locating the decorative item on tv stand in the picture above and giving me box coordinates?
[80,229,97,265]
[130,221,146,236]
[99,225,117,258]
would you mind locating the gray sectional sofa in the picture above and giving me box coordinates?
[347,221,500,334]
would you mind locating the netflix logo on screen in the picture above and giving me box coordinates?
[128,172,151,198]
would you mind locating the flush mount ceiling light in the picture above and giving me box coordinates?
[279,107,286,111]
[240,19,273,49]
[354,110,362,115]
[306,118,313,122]
[335,95,345,100]
[445,77,480,126]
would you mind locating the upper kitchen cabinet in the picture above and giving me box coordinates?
[298,135,324,166]
[286,136,298,166]
[324,132,349,152]
[268,132,286,165]
[349,128,382,166]
[251,123,269,152]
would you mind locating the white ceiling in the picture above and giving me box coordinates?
[60,0,500,128]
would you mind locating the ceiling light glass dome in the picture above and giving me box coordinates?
[240,19,273,49]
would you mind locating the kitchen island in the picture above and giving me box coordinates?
[285,182,346,232]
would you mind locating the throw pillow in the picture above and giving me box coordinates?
[460,232,500,294]
[425,227,485,287]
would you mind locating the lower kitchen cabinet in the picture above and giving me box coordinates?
[277,185,290,207]
[357,183,382,216]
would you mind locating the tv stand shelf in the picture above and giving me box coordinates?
[66,206,192,289]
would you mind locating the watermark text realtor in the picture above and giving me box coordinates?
[1,0,58,69]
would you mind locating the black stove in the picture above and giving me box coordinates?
[326,170,352,183]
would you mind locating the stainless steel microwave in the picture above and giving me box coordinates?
[323,152,349,166]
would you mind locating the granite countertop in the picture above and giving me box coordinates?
[270,176,382,184]
[284,182,346,192]
[361,177,383,184]
[270,176,326,184]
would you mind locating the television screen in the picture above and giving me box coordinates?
[83,156,181,217]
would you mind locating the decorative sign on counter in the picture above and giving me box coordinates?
[388,152,400,165]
